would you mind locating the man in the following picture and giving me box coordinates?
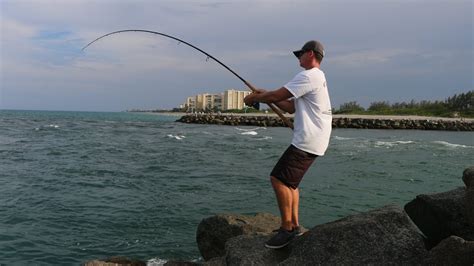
[244,40,332,249]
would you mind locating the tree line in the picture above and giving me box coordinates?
[333,91,473,118]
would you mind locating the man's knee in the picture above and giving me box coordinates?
[270,176,282,185]
[271,176,295,190]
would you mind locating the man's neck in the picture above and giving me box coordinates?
[304,61,320,70]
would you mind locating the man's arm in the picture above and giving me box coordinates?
[244,87,295,113]
[274,99,295,114]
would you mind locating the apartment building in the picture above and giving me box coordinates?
[183,89,250,112]
[222,89,251,111]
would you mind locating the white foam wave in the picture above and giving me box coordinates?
[235,127,266,131]
[255,136,272,140]
[375,140,414,147]
[395,141,415,144]
[432,141,472,149]
[333,136,354,141]
[240,131,258,136]
[147,258,167,266]
[167,134,186,140]
[34,124,60,131]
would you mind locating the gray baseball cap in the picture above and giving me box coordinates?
[293,40,325,58]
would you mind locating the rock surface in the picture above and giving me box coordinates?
[404,187,473,248]
[196,213,280,261]
[422,236,474,265]
[463,167,474,226]
[224,235,290,266]
[203,205,428,265]
[280,205,427,265]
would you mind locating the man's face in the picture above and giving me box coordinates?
[298,50,311,68]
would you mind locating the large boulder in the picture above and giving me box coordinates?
[422,236,474,265]
[463,167,474,226]
[224,235,290,266]
[280,205,427,265]
[196,213,280,261]
[404,186,473,248]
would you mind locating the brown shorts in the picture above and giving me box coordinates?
[270,145,317,189]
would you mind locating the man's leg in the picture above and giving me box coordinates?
[290,187,299,229]
[270,176,294,231]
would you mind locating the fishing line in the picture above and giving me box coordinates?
[81,29,293,129]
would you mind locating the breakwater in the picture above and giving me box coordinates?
[86,166,474,265]
[176,114,474,131]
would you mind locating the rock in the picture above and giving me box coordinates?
[281,205,427,265]
[224,235,290,266]
[464,167,474,226]
[163,261,200,266]
[404,187,474,248]
[202,257,226,266]
[463,166,474,188]
[422,236,474,265]
[84,257,146,266]
[196,213,280,261]
[176,114,473,130]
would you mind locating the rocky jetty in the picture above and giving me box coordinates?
[85,167,474,265]
[196,213,281,260]
[195,166,474,265]
[176,114,474,131]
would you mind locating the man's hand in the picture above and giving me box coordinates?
[244,93,257,106]
[244,88,266,106]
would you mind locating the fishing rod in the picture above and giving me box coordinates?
[81,29,294,129]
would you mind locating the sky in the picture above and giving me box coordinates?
[1,0,472,112]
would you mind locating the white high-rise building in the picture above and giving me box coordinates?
[183,89,250,112]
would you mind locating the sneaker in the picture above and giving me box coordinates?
[294,225,304,237]
[265,228,296,249]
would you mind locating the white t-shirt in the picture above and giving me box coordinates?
[284,67,332,156]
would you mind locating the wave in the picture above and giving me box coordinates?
[255,136,272,140]
[235,127,266,131]
[432,141,473,149]
[147,258,167,266]
[333,136,354,141]
[167,134,186,140]
[34,124,60,131]
[375,140,415,147]
[147,257,201,266]
[240,131,258,136]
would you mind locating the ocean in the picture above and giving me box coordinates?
[0,110,473,265]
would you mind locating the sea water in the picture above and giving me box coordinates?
[0,110,473,264]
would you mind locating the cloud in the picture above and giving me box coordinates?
[1,17,37,41]
[328,48,416,68]
[1,0,472,111]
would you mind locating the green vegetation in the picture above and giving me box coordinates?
[333,91,473,118]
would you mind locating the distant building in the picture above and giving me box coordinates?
[183,89,250,112]
[185,96,196,112]
[222,89,251,111]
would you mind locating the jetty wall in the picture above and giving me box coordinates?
[176,114,473,131]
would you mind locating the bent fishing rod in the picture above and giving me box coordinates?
[81,29,293,129]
